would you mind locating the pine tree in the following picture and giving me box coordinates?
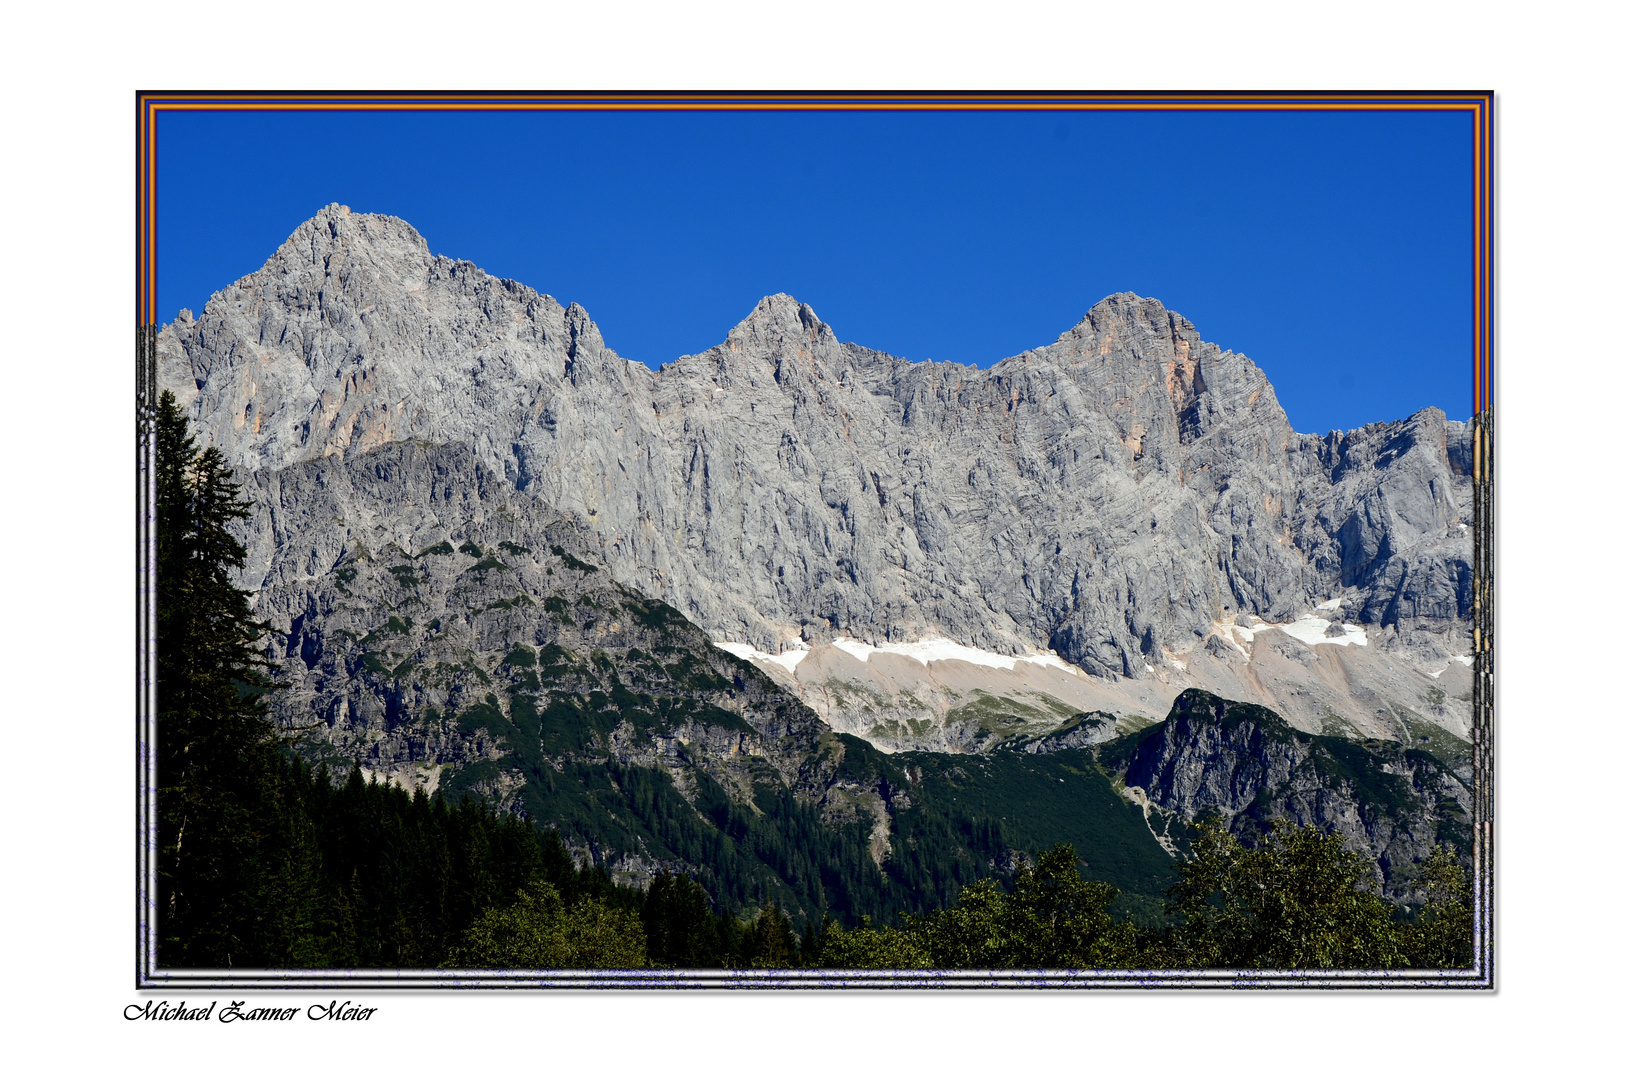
[155,391,280,966]
[744,902,798,968]
[642,871,721,967]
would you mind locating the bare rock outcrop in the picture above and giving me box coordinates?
[1098,689,1472,901]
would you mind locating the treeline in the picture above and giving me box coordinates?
[439,820,1473,971]
[512,757,909,928]
[813,823,1473,970]
[161,752,817,970]
[165,750,1475,971]
[164,753,640,968]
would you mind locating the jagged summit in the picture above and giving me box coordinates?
[713,293,841,378]
[166,204,522,340]
[723,293,837,351]
[283,202,431,254]
[740,291,819,323]
[251,204,438,303]
[1050,291,1198,347]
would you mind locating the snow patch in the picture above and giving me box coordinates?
[1426,667,1447,679]
[1018,652,1085,675]
[831,636,1086,675]
[1316,597,1343,611]
[1279,616,1368,648]
[1227,614,1368,649]
[713,641,768,663]
[713,641,809,673]
[833,638,877,663]
[1452,655,1472,666]
[768,647,811,672]
[881,638,1024,668]
[1208,623,1253,657]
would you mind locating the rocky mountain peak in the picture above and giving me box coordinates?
[258,204,435,292]
[289,202,429,254]
[698,293,844,389]
[1100,687,1471,900]
[725,293,834,349]
[1049,291,1199,353]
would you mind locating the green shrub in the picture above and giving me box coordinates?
[445,880,648,969]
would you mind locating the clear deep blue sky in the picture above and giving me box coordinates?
[157,108,1473,435]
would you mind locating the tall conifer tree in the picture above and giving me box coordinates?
[155,391,279,966]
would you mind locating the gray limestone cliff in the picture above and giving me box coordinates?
[162,204,1472,685]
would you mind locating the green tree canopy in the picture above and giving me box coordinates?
[1405,844,1475,969]
[1162,818,1412,969]
[447,880,648,969]
[641,870,722,967]
[907,844,1135,968]
[815,916,931,969]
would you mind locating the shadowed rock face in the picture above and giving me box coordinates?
[163,204,1471,686]
[1098,689,1472,900]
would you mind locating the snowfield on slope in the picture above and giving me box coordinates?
[712,640,810,673]
[1230,612,1369,649]
[714,636,1084,676]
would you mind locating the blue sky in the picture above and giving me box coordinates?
[157,107,1473,435]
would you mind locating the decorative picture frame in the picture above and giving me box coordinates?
[136,90,1493,990]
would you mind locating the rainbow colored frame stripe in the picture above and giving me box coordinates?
[135,91,1495,991]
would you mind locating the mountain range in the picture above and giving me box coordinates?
[156,204,1475,916]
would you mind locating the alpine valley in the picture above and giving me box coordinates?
[158,205,1477,921]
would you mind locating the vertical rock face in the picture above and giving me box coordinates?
[1301,412,1475,627]
[162,205,1471,693]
